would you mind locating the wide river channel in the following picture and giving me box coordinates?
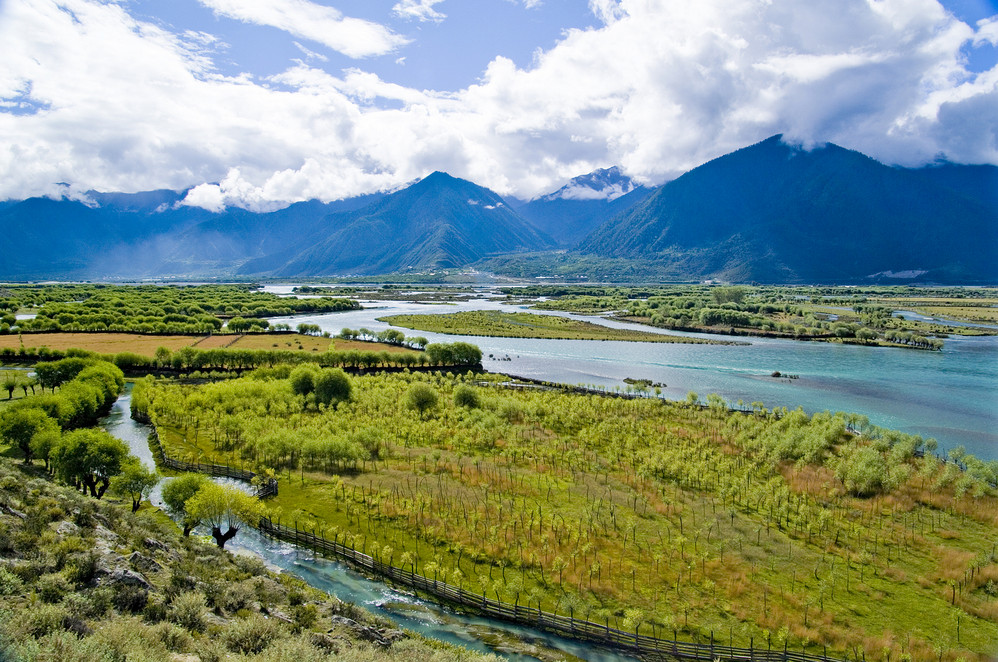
[263,288,998,462]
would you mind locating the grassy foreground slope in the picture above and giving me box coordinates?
[136,370,998,661]
[0,456,496,662]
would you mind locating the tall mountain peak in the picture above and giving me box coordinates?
[542,166,642,202]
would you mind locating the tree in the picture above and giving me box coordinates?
[0,406,59,464]
[453,384,480,409]
[30,428,61,472]
[110,459,160,512]
[313,368,351,408]
[2,372,17,399]
[289,364,318,403]
[406,383,439,416]
[711,285,748,305]
[162,473,211,536]
[185,482,264,549]
[51,429,130,499]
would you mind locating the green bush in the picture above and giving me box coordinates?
[36,572,71,603]
[112,584,149,614]
[168,590,207,633]
[150,621,193,653]
[0,566,23,596]
[11,602,73,638]
[222,612,284,654]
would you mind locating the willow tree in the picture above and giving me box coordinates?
[185,482,264,549]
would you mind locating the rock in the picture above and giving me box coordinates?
[92,524,120,553]
[93,554,152,590]
[330,615,405,648]
[143,537,169,553]
[54,521,80,537]
[0,503,26,520]
[128,551,163,574]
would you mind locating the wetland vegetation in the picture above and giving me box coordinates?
[130,367,998,661]
[379,310,729,344]
[514,285,998,350]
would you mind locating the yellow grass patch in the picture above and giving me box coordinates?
[1,333,200,356]
[230,333,332,352]
[331,339,419,354]
[191,334,239,349]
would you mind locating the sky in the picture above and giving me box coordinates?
[0,0,996,211]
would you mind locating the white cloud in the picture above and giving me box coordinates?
[293,41,328,62]
[194,0,407,58]
[589,0,626,24]
[393,0,447,23]
[0,0,995,208]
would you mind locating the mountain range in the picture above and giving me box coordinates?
[1,136,995,283]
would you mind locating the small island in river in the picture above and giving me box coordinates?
[378,310,737,344]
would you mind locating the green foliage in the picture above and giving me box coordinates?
[51,428,131,499]
[184,483,264,549]
[313,368,352,408]
[222,612,285,654]
[161,472,211,536]
[9,284,358,335]
[109,459,159,512]
[384,311,716,344]
[0,406,59,463]
[834,445,888,496]
[453,384,480,409]
[406,383,439,415]
[168,590,208,633]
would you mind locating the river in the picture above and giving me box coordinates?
[101,386,637,662]
[262,292,998,462]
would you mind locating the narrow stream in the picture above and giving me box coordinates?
[101,386,639,662]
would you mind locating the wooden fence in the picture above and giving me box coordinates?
[144,426,277,498]
[259,516,849,662]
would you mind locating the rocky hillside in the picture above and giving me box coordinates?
[0,458,495,662]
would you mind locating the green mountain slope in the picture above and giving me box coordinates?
[578,136,998,283]
[243,172,554,276]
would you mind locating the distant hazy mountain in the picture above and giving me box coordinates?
[0,191,382,279]
[241,172,554,276]
[515,167,654,247]
[578,136,998,283]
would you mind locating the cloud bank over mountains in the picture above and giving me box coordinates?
[0,0,995,211]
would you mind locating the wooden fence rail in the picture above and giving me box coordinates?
[144,426,278,498]
[258,516,849,662]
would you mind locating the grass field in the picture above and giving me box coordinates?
[0,332,200,355]
[0,332,417,358]
[380,310,727,343]
[143,372,998,661]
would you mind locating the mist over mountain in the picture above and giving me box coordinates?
[514,167,654,247]
[578,136,998,283]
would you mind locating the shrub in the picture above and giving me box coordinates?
[168,590,207,633]
[405,383,438,415]
[112,584,149,614]
[0,566,23,596]
[150,621,193,653]
[11,602,73,638]
[36,572,71,603]
[222,613,284,654]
